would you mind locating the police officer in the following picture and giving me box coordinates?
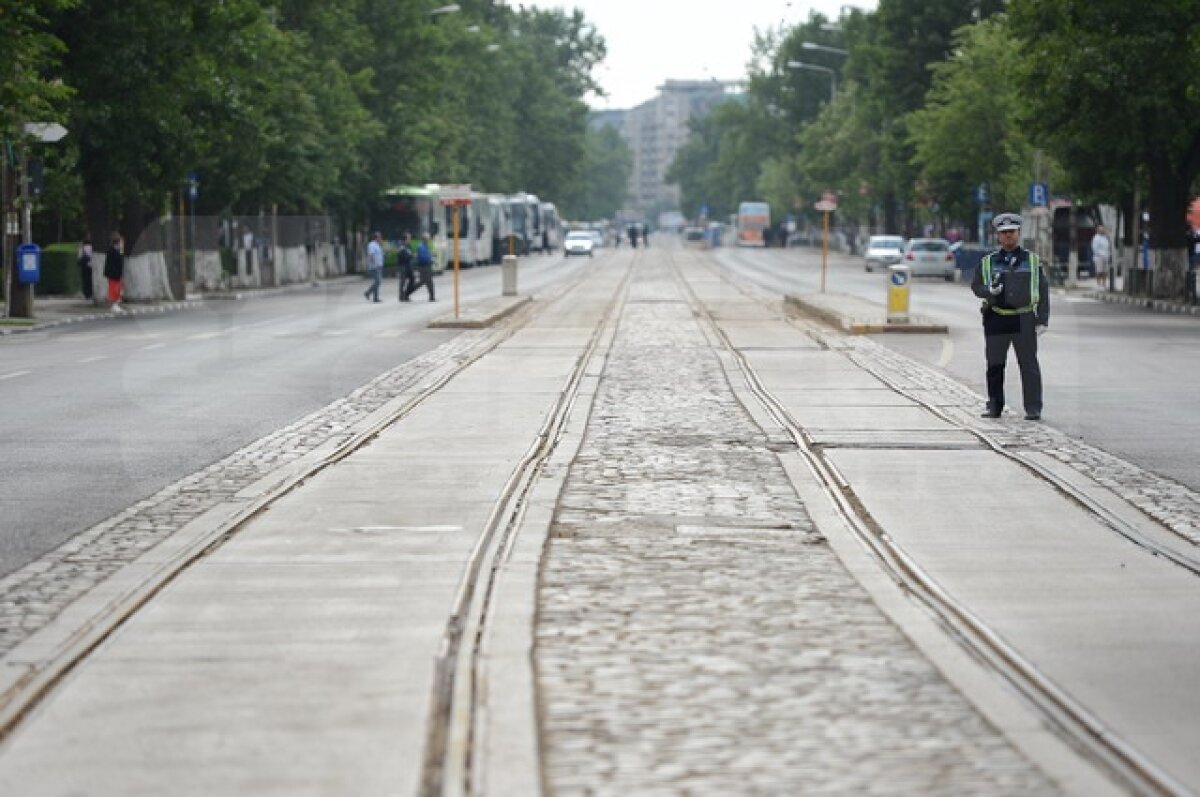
[971,212,1050,420]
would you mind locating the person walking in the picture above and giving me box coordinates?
[405,232,436,301]
[397,232,416,301]
[1091,224,1112,289]
[102,231,125,313]
[971,213,1050,420]
[78,234,94,302]
[364,231,384,302]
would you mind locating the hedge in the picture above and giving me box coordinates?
[34,243,82,296]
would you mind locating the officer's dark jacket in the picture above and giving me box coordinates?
[971,245,1049,327]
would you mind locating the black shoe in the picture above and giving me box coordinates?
[1024,412,1041,421]
[373,299,381,303]
[980,408,1002,418]
[400,297,410,302]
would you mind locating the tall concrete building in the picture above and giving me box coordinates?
[615,80,740,220]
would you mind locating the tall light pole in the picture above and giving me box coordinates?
[787,61,836,101]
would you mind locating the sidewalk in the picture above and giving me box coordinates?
[0,279,364,335]
[0,250,1197,794]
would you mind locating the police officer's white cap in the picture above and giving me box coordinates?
[993,213,1022,231]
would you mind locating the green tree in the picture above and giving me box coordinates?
[668,99,763,222]
[1007,0,1200,297]
[559,123,631,221]
[849,0,1003,232]
[906,18,1060,231]
[0,0,74,138]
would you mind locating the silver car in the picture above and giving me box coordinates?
[902,237,957,281]
[864,235,905,272]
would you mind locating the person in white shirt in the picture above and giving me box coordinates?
[1091,225,1112,289]
[364,231,384,303]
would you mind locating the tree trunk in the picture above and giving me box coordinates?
[1148,155,1191,299]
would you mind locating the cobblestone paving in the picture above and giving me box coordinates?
[536,261,1060,796]
[0,328,497,658]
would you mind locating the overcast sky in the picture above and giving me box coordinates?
[534,1,879,109]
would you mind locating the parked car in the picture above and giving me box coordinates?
[902,238,957,281]
[563,229,595,257]
[683,226,707,249]
[864,235,905,272]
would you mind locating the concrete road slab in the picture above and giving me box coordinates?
[828,447,1200,789]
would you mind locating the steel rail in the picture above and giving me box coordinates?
[419,256,637,797]
[672,250,1193,797]
[0,262,583,743]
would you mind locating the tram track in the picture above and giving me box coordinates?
[418,254,637,796]
[673,249,1194,797]
[0,257,612,750]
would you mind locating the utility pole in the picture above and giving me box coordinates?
[7,145,35,318]
[6,124,68,318]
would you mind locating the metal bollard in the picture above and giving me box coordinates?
[887,264,911,323]
[502,254,518,297]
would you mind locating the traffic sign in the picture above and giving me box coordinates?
[815,191,838,212]
[1029,182,1048,207]
[439,183,473,206]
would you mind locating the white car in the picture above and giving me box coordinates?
[864,235,905,272]
[563,230,595,257]
[902,238,957,281]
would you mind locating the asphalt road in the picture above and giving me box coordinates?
[713,243,1200,493]
[0,253,589,578]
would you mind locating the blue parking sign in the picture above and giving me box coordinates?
[1029,182,1048,207]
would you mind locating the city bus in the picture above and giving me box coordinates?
[736,201,770,247]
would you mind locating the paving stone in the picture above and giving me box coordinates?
[536,261,1061,796]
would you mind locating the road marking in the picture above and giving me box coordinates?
[937,338,955,367]
[0,370,31,381]
[187,330,230,341]
[141,343,167,351]
[77,355,108,363]
[329,525,462,534]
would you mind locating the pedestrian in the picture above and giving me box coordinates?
[102,231,125,313]
[397,232,416,301]
[405,232,436,301]
[364,231,383,302]
[971,212,1050,420]
[1091,224,1112,289]
[78,233,94,302]
[628,225,638,248]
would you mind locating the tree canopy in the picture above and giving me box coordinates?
[5,0,612,251]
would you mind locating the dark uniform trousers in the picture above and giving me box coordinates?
[983,311,1041,415]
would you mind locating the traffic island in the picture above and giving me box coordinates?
[427,295,531,329]
[785,292,948,334]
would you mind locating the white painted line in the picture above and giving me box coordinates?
[141,343,167,351]
[0,370,31,381]
[77,356,108,363]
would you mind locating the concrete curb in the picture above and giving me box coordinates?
[1079,290,1200,316]
[785,293,948,334]
[428,295,531,329]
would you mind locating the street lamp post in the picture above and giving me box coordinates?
[800,41,850,57]
[787,61,836,101]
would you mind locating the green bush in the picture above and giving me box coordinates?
[35,243,81,296]
[219,246,237,275]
